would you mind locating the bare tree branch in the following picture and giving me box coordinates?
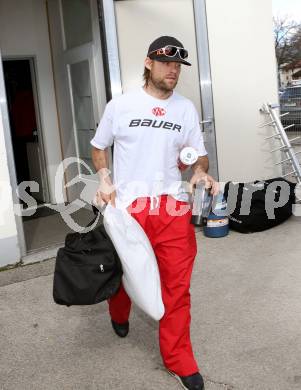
[273,16,301,67]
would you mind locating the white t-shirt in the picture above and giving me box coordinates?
[90,87,207,207]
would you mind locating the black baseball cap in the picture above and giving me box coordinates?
[147,36,191,66]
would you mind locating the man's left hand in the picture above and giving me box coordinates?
[190,171,220,196]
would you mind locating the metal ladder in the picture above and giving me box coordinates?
[260,103,301,184]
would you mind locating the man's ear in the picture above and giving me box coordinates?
[144,57,152,70]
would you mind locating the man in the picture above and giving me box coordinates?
[91,36,219,390]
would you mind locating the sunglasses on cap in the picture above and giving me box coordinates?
[148,45,188,60]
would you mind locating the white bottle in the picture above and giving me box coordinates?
[178,147,198,171]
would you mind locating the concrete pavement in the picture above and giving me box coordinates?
[1,216,301,390]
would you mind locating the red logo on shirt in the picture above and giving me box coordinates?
[152,107,166,116]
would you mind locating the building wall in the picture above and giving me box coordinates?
[279,69,292,88]
[206,0,281,182]
[0,105,20,266]
[280,68,301,87]
[0,0,65,203]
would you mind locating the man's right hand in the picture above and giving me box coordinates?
[93,182,116,208]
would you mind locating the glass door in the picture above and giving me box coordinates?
[67,49,97,176]
[47,0,107,203]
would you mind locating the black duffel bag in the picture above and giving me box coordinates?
[223,177,296,233]
[53,209,122,306]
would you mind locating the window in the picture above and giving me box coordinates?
[61,0,93,49]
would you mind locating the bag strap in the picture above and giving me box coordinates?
[84,204,107,229]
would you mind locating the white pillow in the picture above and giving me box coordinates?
[103,204,165,321]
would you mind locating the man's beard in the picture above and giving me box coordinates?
[149,72,178,92]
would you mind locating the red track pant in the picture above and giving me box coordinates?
[108,195,199,376]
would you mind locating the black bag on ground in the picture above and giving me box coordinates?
[53,209,122,306]
[223,177,296,233]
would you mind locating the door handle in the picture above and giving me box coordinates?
[33,130,39,141]
[199,117,213,132]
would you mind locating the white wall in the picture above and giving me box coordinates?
[206,0,281,182]
[0,0,65,203]
[0,106,20,265]
[0,109,18,239]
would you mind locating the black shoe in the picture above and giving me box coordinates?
[168,370,204,390]
[111,320,129,338]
